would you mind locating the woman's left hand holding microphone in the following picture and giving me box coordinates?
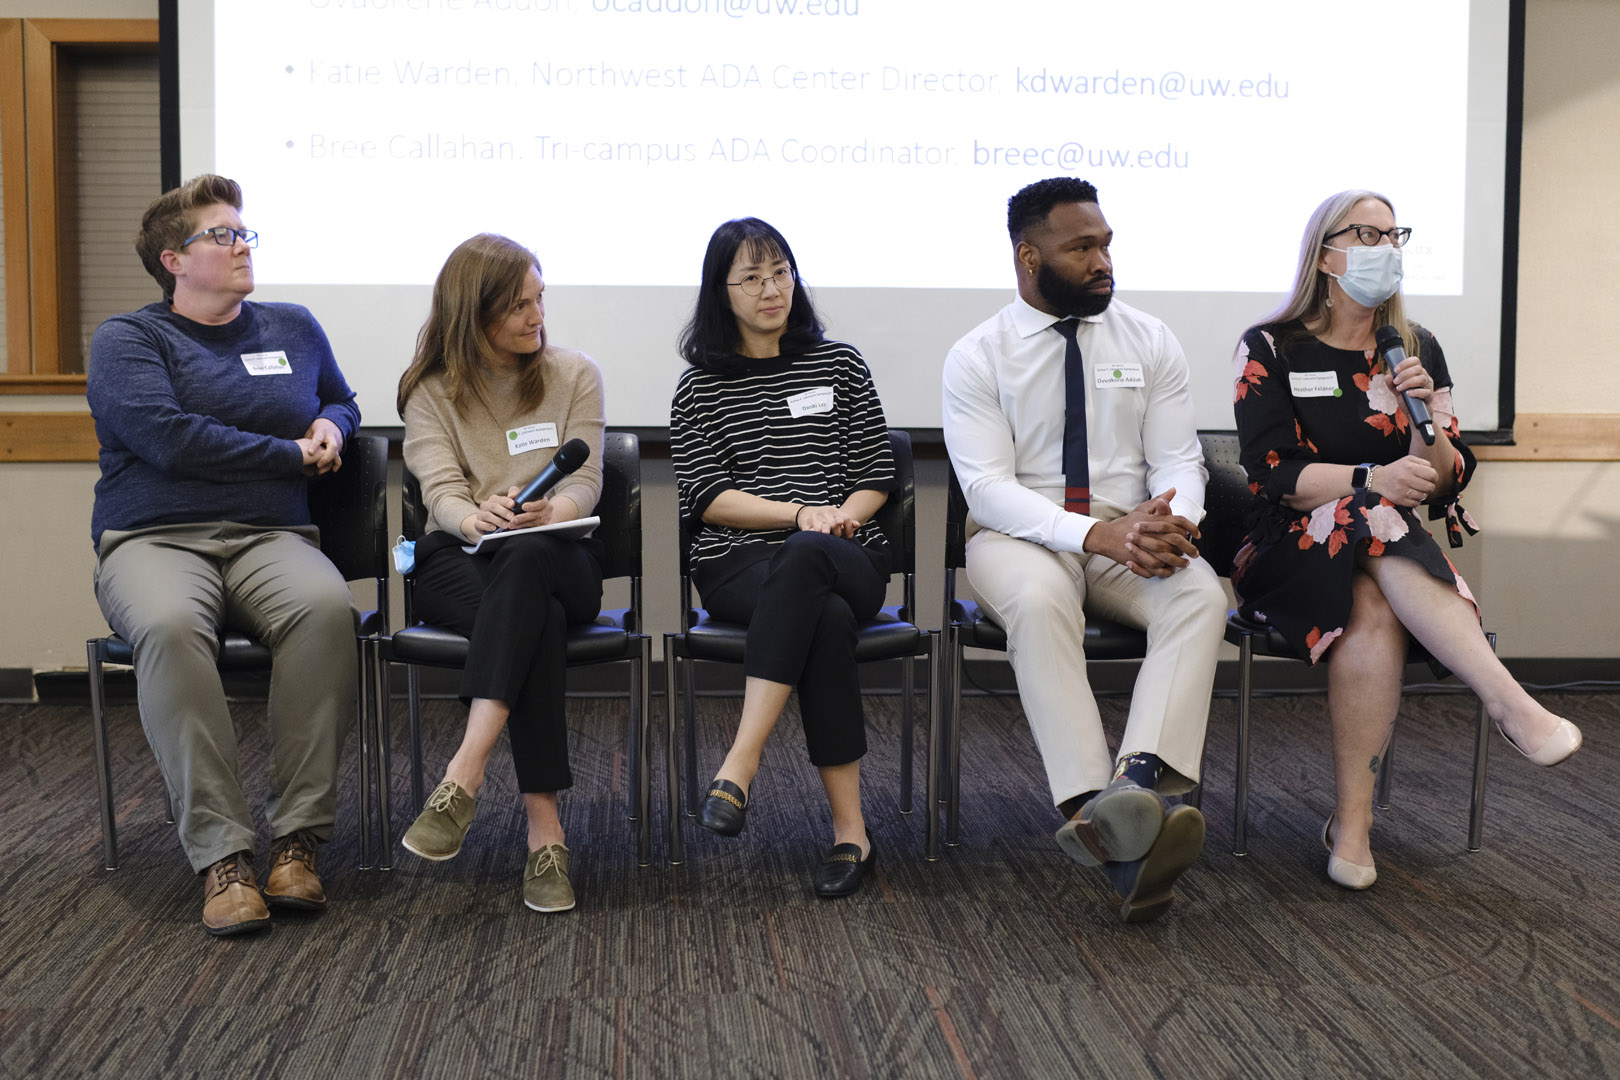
[463,488,576,542]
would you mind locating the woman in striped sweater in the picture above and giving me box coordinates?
[671,218,895,898]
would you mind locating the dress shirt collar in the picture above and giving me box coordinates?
[1009,293,1105,340]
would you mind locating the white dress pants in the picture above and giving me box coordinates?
[965,527,1226,807]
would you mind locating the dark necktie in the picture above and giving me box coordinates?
[1053,318,1090,514]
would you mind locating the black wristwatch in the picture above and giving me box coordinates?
[1351,463,1376,494]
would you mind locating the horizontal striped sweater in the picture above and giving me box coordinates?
[670,340,895,576]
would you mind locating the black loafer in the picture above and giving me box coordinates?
[813,837,875,899]
[696,779,748,837]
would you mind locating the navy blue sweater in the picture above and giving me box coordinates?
[87,301,360,549]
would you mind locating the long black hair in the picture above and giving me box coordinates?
[678,217,826,374]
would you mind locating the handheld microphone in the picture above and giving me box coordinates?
[513,438,591,505]
[1373,325,1436,446]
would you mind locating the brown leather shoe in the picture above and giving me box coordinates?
[202,851,271,937]
[263,829,327,911]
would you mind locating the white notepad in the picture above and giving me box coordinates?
[460,516,601,554]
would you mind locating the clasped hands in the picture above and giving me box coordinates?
[796,503,861,538]
[297,418,344,475]
[1085,487,1201,580]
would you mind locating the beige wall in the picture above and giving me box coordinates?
[0,1,154,16]
[3,0,1619,681]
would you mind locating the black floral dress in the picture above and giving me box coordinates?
[1230,321,1479,664]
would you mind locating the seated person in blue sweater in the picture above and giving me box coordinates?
[87,174,360,937]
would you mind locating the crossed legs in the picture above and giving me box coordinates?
[1324,552,1573,870]
[700,532,889,857]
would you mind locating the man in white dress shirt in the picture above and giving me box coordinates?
[943,177,1225,923]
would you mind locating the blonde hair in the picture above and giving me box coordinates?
[397,234,548,417]
[135,174,243,297]
[1252,189,1418,366]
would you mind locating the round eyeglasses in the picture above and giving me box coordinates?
[1324,224,1412,248]
[728,265,795,297]
[179,226,259,250]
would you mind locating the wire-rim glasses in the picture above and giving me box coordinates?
[728,265,795,297]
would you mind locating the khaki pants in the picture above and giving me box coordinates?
[94,523,357,872]
[965,526,1226,807]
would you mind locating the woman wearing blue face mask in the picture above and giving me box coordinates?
[1228,190,1581,890]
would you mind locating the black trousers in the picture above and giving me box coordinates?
[413,531,604,793]
[698,532,890,767]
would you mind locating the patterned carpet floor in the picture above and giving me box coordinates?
[2,685,1618,1078]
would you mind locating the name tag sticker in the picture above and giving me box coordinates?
[786,386,835,418]
[507,422,558,455]
[1289,370,1342,398]
[241,351,290,376]
[1094,362,1145,388]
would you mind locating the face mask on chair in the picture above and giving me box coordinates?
[1326,243,1403,308]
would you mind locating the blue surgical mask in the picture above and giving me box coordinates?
[391,536,415,575]
[1326,243,1403,308]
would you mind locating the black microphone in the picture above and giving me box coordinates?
[1374,325,1435,446]
[513,438,590,505]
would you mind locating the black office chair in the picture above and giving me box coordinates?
[1205,432,1496,855]
[661,429,941,864]
[87,433,391,871]
[940,436,1247,854]
[369,431,653,866]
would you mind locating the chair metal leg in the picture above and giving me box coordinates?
[682,654,700,817]
[1233,632,1253,856]
[1375,730,1395,811]
[946,627,963,847]
[88,640,119,871]
[636,636,653,866]
[164,795,175,825]
[407,664,425,812]
[900,656,915,814]
[1468,632,1496,852]
[357,638,374,870]
[376,644,395,869]
[663,634,684,865]
[627,654,643,824]
[925,638,942,861]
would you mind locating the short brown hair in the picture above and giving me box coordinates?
[135,173,243,296]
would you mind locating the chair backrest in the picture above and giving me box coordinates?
[943,433,1254,579]
[677,428,918,623]
[1196,432,1254,579]
[595,432,642,583]
[945,463,971,572]
[308,433,390,586]
[873,430,916,578]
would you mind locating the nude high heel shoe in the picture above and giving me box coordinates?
[1498,718,1582,767]
[1322,815,1377,891]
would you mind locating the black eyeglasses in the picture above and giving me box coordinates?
[179,226,259,249]
[728,265,794,297]
[1324,224,1412,248]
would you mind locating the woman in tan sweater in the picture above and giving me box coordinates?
[396,234,606,913]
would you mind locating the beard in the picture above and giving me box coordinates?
[1037,262,1114,318]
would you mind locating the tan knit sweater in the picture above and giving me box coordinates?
[402,346,605,539]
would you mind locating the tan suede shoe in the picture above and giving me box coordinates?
[202,851,271,937]
[263,829,327,911]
